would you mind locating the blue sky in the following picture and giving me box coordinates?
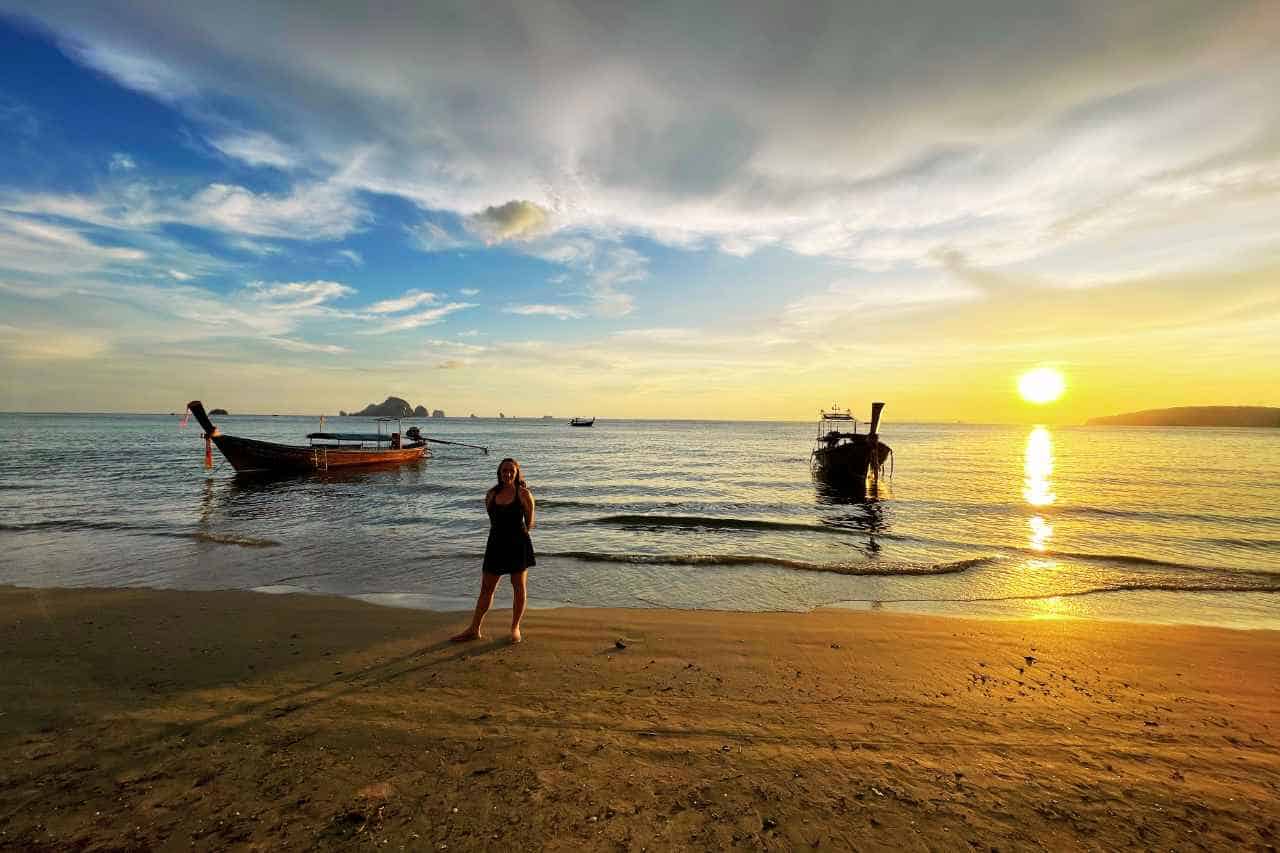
[1,2,1278,421]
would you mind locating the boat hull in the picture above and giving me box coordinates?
[213,434,428,474]
[811,438,892,488]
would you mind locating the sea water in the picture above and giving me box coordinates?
[2,413,1277,628]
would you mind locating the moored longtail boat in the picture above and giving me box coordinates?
[569,416,595,427]
[810,402,893,490]
[186,400,431,473]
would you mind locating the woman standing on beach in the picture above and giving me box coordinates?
[452,457,536,644]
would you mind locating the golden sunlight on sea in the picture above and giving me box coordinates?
[1023,427,1056,508]
[1024,427,1056,564]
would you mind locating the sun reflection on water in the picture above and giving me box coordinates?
[1023,426,1056,559]
[1028,515,1054,552]
[1023,427,1055,507]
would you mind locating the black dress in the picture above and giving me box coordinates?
[482,491,536,575]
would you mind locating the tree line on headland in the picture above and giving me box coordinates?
[1087,406,1280,427]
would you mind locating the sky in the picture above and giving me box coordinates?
[0,1,1277,423]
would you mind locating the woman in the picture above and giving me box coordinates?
[451,457,536,644]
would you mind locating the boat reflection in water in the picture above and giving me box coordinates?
[814,474,890,553]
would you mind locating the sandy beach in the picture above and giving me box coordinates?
[1,586,1277,851]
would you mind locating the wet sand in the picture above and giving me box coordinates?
[1,585,1277,851]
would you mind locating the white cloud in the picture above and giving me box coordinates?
[210,131,298,169]
[359,302,476,334]
[10,0,1280,290]
[781,275,983,331]
[337,249,363,266]
[191,182,367,240]
[264,336,349,354]
[409,220,467,252]
[459,288,479,296]
[0,323,110,360]
[5,178,368,244]
[365,289,437,314]
[503,304,585,320]
[0,212,145,276]
[244,279,354,308]
[109,152,136,171]
[62,40,196,102]
[469,200,550,243]
[168,269,192,281]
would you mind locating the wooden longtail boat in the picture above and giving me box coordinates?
[810,402,892,489]
[569,416,595,427]
[187,400,430,474]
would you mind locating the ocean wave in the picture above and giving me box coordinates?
[1196,537,1280,551]
[1053,504,1280,529]
[549,550,995,576]
[0,519,279,548]
[1029,548,1223,573]
[970,578,1280,602]
[1,519,170,534]
[185,532,281,548]
[592,513,849,534]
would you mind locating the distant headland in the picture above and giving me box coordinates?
[339,397,443,418]
[1087,406,1280,428]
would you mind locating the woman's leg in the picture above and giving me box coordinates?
[509,570,528,643]
[451,572,501,641]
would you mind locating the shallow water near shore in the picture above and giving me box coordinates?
[2,412,1278,628]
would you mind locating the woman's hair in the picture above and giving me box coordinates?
[496,457,527,489]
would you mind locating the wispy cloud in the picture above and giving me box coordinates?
[244,280,354,308]
[365,289,437,314]
[209,131,299,170]
[0,323,110,360]
[0,211,145,276]
[359,302,476,334]
[264,336,349,354]
[5,179,368,243]
[192,182,367,240]
[408,220,467,253]
[62,40,196,102]
[503,304,585,320]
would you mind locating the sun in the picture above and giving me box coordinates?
[1018,367,1066,404]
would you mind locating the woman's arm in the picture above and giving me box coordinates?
[484,486,496,511]
[521,487,536,530]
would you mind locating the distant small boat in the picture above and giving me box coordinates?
[569,416,595,427]
[810,402,892,489]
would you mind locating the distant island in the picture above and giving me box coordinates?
[340,396,425,418]
[208,408,229,416]
[1087,406,1280,428]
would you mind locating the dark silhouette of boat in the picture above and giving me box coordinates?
[569,416,595,427]
[810,402,892,490]
[187,400,430,473]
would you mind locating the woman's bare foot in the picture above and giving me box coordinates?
[450,629,482,642]
[510,626,523,644]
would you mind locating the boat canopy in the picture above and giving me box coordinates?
[305,432,395,442]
